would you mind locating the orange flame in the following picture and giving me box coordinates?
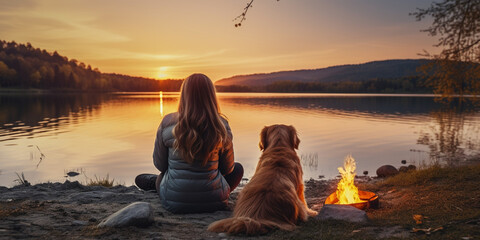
[335,155,366,204]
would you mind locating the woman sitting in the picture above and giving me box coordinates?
[135,73,243,213]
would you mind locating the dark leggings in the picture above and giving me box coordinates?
[155,162,244,193]
[224,162,244,192]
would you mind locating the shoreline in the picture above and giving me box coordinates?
[0,87,440,95]
[0,178,338,239]
[1,164,480,239]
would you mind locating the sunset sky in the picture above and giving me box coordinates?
[1,0,437,81]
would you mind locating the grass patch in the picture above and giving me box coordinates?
[376,163,480,187]
[366,163,480,238]
[13,172,31,186]
[270,163,480,239]
[86,174,115,187]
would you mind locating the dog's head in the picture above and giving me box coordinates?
[259,124,300,151]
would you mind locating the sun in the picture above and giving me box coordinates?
[157,66,169,79]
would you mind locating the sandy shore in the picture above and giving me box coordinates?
[0,179,336,239]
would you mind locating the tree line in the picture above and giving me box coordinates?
[0,40,183,92]
[216,76,431,93]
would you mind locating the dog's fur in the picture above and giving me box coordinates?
[208,125,318,235]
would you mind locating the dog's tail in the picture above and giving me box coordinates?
[208,217,295,235]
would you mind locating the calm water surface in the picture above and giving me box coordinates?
[1,92,479,187]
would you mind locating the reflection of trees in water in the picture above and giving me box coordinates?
[417,107,480,166]
[221,96,443,116]
[222,95,480,166]
[0,93,179,141]
[0,94,112,141]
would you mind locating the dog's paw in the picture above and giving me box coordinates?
[307,209,318,217]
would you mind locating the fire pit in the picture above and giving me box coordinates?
[325,190,379,210]
[324,155,379,210]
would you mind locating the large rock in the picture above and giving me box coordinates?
[98,202,154,228]
[316,204,368,223]
[376,165,399,178]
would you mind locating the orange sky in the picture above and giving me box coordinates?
[0,0,437,81]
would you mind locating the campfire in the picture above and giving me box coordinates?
[325,155,378,210]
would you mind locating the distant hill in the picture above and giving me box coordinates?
[215,59,429,87]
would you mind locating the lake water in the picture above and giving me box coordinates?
[1,92,479,187]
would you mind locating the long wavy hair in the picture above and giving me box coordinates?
[173,73,228,165]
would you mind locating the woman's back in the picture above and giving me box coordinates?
[136,73,242,213]
[154,112,235,213]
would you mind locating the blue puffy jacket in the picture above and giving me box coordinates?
[153,112,235,213]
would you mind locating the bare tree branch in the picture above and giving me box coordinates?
[412,0,480,62]
[233,0,279,27]
[233,0,254,27]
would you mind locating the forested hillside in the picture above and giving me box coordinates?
[0,40,183,91]
[215,59,432,93]
[216,76,430,93]
[215,59,428,86]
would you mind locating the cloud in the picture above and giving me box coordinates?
[0,2,129,45]
[83,49,230,78]
[163,49,338,69]
[87,48,227,61]
[93,49,339,80]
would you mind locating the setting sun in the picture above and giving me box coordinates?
[157,66,169,79]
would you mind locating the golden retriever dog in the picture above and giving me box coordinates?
[208,124,318,235]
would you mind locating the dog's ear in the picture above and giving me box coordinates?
[289,125,300,149]
[259,126,269,151]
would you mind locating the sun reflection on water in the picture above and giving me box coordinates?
[159,91,164,116]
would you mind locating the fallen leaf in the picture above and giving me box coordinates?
[352,230,361,233]
[387,189,396,193]
[413,214,424,224]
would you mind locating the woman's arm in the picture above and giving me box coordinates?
[218,120,235,176]
[153,121,168,173]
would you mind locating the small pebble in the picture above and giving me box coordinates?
[72,220,88,226]
[218,232,228,238]
[66,172,80,177]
